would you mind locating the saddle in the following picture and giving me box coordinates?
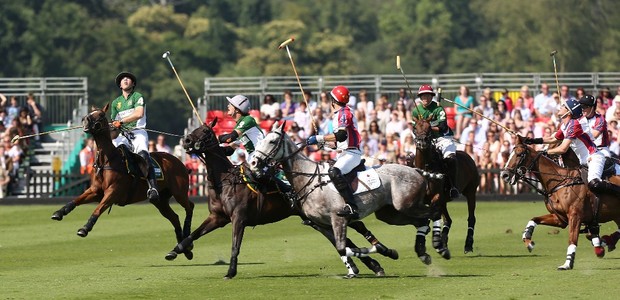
[117,145,164,180]
[578,157,617,183]
[237,164,282,195]
[344,159,368,190]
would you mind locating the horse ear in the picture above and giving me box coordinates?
[102,103,110,113]
[208,117,217,128]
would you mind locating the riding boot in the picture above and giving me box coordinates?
[139,150,159,203]
[444,155,459,199]
[588,178,620,195]
[328,167,359,219]
[274,177,298,208]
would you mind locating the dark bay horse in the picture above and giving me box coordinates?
[165,119,398,279]
[250,123,442,277]
[51,104,195,259]
[501,135,620,270]
[410,117,479,254]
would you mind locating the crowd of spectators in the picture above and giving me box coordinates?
[244,85,620,195]
[0,92,44,196]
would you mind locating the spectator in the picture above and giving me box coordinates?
[483,87,496,108]
[148,139,156,152]
[185,154,200,196]
[303,90,317,111]
[319,91,331,118]
[454,85,474,139]
[474,95,493,119]
[5,96,22,127]
[600,87,614,107]
[511,96,532,121]
[496,100,509,122]
[375,94,391,133]
[356,89,374,122]
[500,88,513,112]
[596,96,607,116]
[385,110,406,137]
[173,138,185,160]
[397,88,414,112]
[293,102,310,138]
[26,93,43,142]
[0,93,7,109]
[5,118,26,150]
[368,120,382,141]
[606,96,620,122]
[355,109,367,133]
[520,85,535,112]
[560,85,575,102]
[79,138,95,175]
[400,133,416,156]
[260,94,279,120]
[533,83,554,122]
[459,119,486,152]
[312,107,331,136]
[575,87,586,100]
[5,136,22,179]
[394,100,409,123]
[280,90,298,118]
[0,146,10,198]
[155,134,171,153]
[359,129,378,157]
[18,107,33,136]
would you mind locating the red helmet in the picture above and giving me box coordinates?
[417,84,435,96]
[330,86,350,104]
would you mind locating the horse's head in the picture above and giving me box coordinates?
[83,103,110,135]
[183,118,219,154]
[249,121,288,175]
[412,116,433,151]
[501,135,537,185]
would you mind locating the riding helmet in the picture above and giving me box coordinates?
[563,98,583,119]
[115,71,137,88]
[226,94,250,114]
[417,84,435,96]
[578,94,596,107]
[330,86,350,104]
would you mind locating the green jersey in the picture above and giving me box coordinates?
[412,101,454,138]
[234,115,264,153]
[110,92,146,129]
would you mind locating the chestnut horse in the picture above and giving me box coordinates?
[165,119,398,279]
[50,104,195,259]
[410,117,479,254]
[501,135,620,270]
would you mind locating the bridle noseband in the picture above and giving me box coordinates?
[83,111,108,134]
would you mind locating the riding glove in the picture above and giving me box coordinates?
[112,121,123,129]
[306,135,324,145]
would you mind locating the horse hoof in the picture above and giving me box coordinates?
[387,249,399,260]
[594,246,605,258]
[77,228,88,237]
[557,264,572,271]
[184,250,194,260]
[419,254,432,265]
[375,270,386,277]
[343,273,357,279]
[439,248,451,260]
[165,252,178,261]
[51,212,63,221]
[602,235,616,252]
[526,241,535,252]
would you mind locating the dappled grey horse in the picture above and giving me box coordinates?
[250,123,441,276]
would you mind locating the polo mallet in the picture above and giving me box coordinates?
[278,37,317,133]
[550,50,561,95]
[396,55,423,119]
[162,51,203,124]
[11,125,83,144]
[440,97,517,135]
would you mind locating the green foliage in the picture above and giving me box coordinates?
[2,0,620,133]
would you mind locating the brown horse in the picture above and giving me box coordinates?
[410,117,479,254]
[50,104,195,259]
[500,135,620,270]
[165,119,398,279]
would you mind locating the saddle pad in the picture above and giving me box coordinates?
[118,147,164,181]
[325,167,381,195]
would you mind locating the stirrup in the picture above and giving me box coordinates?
[147,188,159,202]
[285,192,298,208]
[337,204,359,219]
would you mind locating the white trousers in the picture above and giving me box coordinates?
[334,149,362,174]
[112,128,149,153]
[436,136,456,158]
[587,152,605,182]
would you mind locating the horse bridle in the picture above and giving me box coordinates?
[83,111,109,134]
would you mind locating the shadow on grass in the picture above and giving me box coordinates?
[148,262,265,268]
[250,274,487,279]
[463,254,545,258]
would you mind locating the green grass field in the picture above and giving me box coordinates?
[1,201,619,300]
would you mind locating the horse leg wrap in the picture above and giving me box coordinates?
[363,231,379,245]
[522,220,536,240]
[432,220,442,249]
[340,255,357,278]
[62,201,77,215]
[558,244,576,270]
[84,215,98,232]
[346,247,371,258]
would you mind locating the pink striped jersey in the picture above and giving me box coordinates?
[585,113,610,148]
[331,105,361,150]
[554,118,598,165]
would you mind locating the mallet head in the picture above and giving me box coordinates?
[10,135,19,144]
[278,37,295,49]
[550,50,558,57]
[162,51,171,59]
[396,56,401,70]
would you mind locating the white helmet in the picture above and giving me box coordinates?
[226,95,250,114]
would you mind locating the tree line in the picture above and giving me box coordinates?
[1,0,619,135]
